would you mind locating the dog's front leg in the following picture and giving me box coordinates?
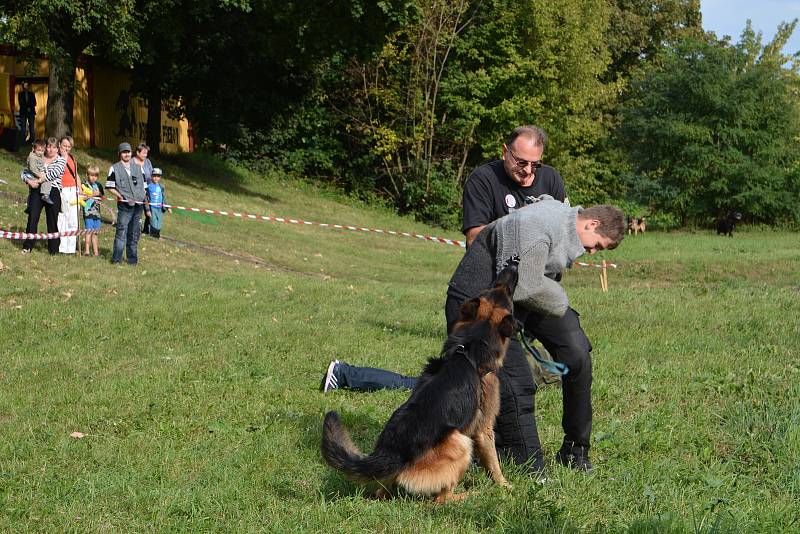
[433,487,468,504]
[475,428,511,488]
[475,374,511,488]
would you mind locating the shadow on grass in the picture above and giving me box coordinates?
[162,153,279,205]
[82,149,279,205]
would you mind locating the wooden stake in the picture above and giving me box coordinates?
[601,259,608,292]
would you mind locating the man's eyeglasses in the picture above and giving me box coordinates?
[506,147,542,173]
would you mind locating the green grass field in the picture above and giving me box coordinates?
[1,148,798,532]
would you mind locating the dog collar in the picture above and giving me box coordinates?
[455,343,491,377]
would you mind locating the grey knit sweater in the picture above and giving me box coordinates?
[447,197,586,317]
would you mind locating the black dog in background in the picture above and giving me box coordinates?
[717,211,742,237]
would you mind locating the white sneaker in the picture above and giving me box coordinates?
[320,360,340,392]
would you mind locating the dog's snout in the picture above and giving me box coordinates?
[494,262,519,297]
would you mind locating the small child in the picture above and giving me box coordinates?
[21,139,52,205]
[144,168,169,238]
[82,165,104,256]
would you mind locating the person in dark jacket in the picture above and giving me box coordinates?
[17,81,37,143]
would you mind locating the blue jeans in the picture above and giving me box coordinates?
[113,203,143,264]
[335,361,417,391]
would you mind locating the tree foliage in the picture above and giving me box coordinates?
[2,0,796,228]
[619,23,800,225]
[2,0,140,137]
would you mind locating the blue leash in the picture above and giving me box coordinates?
[516,322,569,377]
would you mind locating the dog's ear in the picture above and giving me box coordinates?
[498,314,516,339]
[459,298,481,322]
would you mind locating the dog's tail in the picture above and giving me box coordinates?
[321,411,404,482]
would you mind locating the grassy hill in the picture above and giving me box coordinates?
[1,147,798,532]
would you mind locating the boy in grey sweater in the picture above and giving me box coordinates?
[446,196,625,473]
[447,196,621,317]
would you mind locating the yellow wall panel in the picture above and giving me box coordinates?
[1,52,191,153]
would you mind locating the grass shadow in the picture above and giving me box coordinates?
[81,148,280,205]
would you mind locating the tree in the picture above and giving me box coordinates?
[129,0,406,150]
[441,0,617,205]
[299,0,621,227]
[2,0,140,138]
[618,23,800,225]
[605,0,702,82]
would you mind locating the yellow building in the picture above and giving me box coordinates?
[0,48,193,153]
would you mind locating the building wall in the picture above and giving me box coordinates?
[91,63,191,153]
[0,52,192,153]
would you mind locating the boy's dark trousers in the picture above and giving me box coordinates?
[142,212,151,234]
[23,187,61,254]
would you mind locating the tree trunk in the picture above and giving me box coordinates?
[45,54,77,139]
[145,87,162,156]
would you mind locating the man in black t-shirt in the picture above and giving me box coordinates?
[462,126,566,245]
[454,126,594,474]
[322,126,595,475]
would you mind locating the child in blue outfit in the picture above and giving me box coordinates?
[82,165,104,256]
[144,168,170,238]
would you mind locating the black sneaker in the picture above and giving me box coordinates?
[555,442,594,473]
[42,194,54,205]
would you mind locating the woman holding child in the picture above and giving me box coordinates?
[21,138,67,254]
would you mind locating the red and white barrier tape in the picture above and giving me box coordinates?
[1,228,102,241]
[111,197,468,248]
[3,197,619,269]
[575,261,617,269]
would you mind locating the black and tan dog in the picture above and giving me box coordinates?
[627,216,646,235]
[321,261,519,503]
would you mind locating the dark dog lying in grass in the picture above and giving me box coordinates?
[717,211,742,237]
[321,261,519,503]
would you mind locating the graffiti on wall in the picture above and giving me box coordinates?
[114,89,183,146]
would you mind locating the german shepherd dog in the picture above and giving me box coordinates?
[627,216,646,235]
[321,260,519,503]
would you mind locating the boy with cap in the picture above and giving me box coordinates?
[144,168,170,239]
[106,142,146,264]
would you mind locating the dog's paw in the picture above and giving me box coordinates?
[374,487,392,500]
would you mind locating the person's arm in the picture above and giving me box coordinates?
[44,156,66,182]
[70,156,80,183]
[461,173,495,246]
[514,242,569,317]
[21,170,39,188]
[550,168,567,202]
[105,166,124,202]
[465,225,485,247]
[161,187,170,212]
